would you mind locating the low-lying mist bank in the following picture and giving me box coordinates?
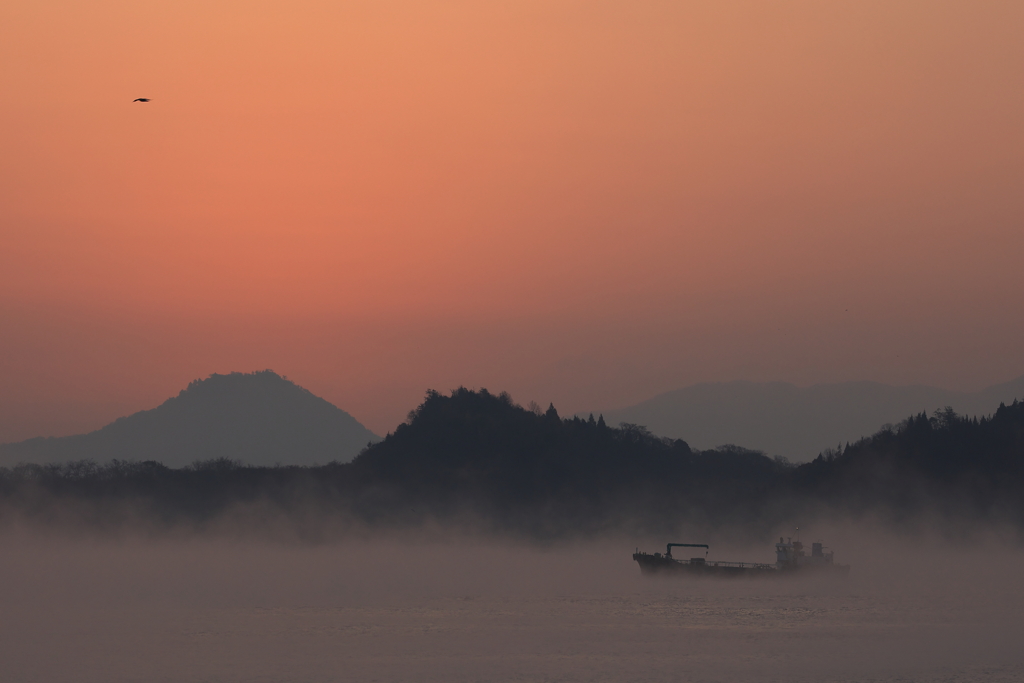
[1,468,1021,546]
[1,388,1022,543]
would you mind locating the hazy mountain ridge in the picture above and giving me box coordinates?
[599,376,1024,461]
[3,388,1022,538]
[0,371,379,467]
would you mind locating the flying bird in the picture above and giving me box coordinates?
[133,98,150,102]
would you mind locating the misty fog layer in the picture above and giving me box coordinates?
[2,529,1022,683]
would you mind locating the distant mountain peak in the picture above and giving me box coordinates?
[180,369,295,393]
[1,371,379,467]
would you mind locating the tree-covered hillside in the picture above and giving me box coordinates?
[796,401,1024,523]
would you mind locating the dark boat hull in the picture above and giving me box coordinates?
[633,552,776,577]
[633,552,850,577]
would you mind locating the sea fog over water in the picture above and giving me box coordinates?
[1,523,1022,682]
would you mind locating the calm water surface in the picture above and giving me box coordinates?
[1,534,1021,682]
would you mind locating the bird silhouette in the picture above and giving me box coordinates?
[133,98,150,102]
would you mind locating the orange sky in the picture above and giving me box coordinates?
[2,0,1023,441]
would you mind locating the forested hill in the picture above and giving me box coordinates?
[349,388,1024,530]
[341,389,787,533]
[795,401,1024,518]
[1,388,1022,537]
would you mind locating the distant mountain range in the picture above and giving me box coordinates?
[599,376,1024,461]
[5,371,1023,470]
[0,371,379,467]
[6,388,1024,537]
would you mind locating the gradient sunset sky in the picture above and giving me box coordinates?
[2,0,1022,441]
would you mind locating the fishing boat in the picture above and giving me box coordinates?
[633,537,849,577]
